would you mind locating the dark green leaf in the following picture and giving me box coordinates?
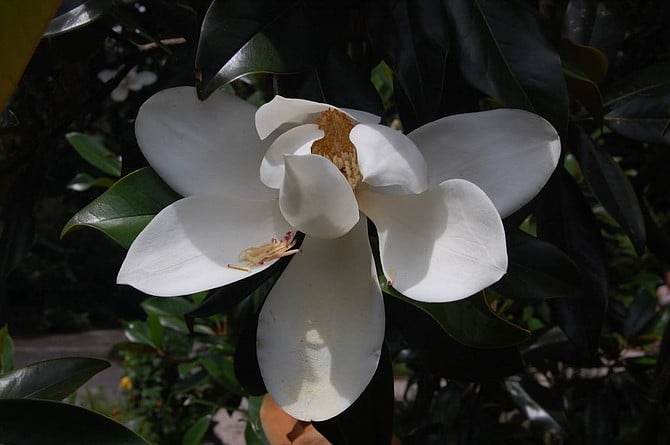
[66,132,121,177]
[0,357,109,400]
[0,108,18,131]
[445,0,569,138]
[313,345,394,445]
[587,1,626,65]
[200,354,244,395]
[536,168,608,359]
[623,291,658,339]
[561,39,608,123]
[602,60,670,108]
[493,228,582,301]
[123,320,157,349]
[244,395,270,445]
[0,398,148,444]
[383,283,529,349]
[366,0,450,127]
[605,95,670,145]
[504,378,567,436]
[196,0,330,99]
[66,172,115,191]
[571,123,646,254]
[276,48,385,118]
[181,413,213,445]
[146,314,164,349]
[234,294,266,395]
[562,0,596,44]
[43,0,112,37]
[0,325,13,374]
[141,296,195,317]
[386,296,524,380]
[61,167,180,249]
[583,383,619,445]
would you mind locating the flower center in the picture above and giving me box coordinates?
[227,231,300,272]
[311,108,362,189]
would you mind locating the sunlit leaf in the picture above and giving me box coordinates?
[0,399,149,445]
[0,0,62,110]
[504,378,567,436]
[66,132,122,177]
[67,172,115,192]
[61,167,181,249]
[43,0,112,37]
[0,357,109,400]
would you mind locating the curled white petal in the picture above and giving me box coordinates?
[279,154,359,239]
[409,108,560,217]
[260,124,322,189]
[257,219,384,421]
[359,179,507,302]
[351,123,428,194]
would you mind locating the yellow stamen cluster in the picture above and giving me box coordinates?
[227,231,300,272]
[311,108,362,188]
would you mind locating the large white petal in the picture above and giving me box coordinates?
[257,219,384,421]
[259,124,322,189]
[279,154,359,239]
[255,95,380,139]
[409,109,560,217]
[359,179,507,302]
[117,195,292,296]
[351,123,428,194]
[135,86,276,200]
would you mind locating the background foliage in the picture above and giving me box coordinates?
[1,0,670,444]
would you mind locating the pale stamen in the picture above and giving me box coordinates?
[227,231,301,272]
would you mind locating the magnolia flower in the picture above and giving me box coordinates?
[97,66,157,102]
[118,86,560,421]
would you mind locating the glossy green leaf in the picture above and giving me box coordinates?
[66,132,122,177]
[146,314,164,349]
[61,167,181,249]
[366,0,450,127]
[605,95,670,145]
[0,357,109,400]
[181,413,213,445]
[493,228,582,300]
[195,0,329,99]
[123,320,157,349]
[200,354,243,395]
[0,325,14,374]
[67,172,115,191]
[141,296,196,317]
[444,0,569,138]
[0,398,149,444]
[572,124,646,254]
[386,295,524,379]
[561,40,608,123]
[383,282,529,348]
[43,0,112,37]
[623,291,658,339]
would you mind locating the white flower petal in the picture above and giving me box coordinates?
[255,96,380,139]
[257,219,384,421]
[135,86,276,200]
[279,154,359,239]
[351,123,428,194]
[110,86,129,102]
[117,195,292,296]
[260,124,322,189]
[256,96,335,140]
[359,179,507,302]
[409,109,560,217]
